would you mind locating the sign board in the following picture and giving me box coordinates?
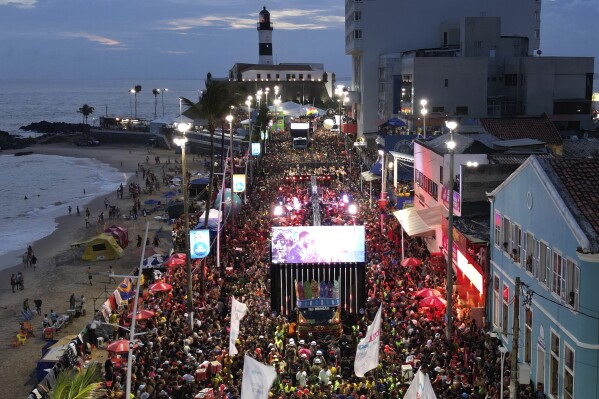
[190,229,210,259]
[233,174,246,193]
[251,142,261,156]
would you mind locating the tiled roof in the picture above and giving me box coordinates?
[562,138,599,158]
[480,115,563,144]
[547,158,599,242]
[488,153,553,164]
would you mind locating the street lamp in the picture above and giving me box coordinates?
[129,89,135,119]
[159,88,168,117]
[173,122,194,332]
[499,345,509,399]
[265,87,270,105]
[445,120,458,342]
[226,114,235,233]
[420,99,428,139]
[274,98,281,133]
[378,149,387,233]
[257,89,263,108]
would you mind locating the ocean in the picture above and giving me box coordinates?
[0,78,203,267]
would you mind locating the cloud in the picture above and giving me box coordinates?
[61,32,123,47]
[165,8,343,31]
[0,0,36,8]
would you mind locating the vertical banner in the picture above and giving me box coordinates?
[354,305,383,378]
[251,142,261,156]
[240,354,277,399]
[189,229,210,259]
[229,297,248,356]
[233,174,247,193]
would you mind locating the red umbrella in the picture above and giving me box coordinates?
[415,288,442,298]
[419,296,447,309]
[107,339,137,354]
[127,309,155,321]
[163,255,186,268]
[149,282,173,293]
[401,257,422,267]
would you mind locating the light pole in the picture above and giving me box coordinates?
[420,99,428,139]
[226,114,235,233]
[499,345,509,399]
[274,98,281,133]
[445,120,458,342]
[257,89,263,108]
[174,122,193,332]
[378,149,387,233]
[264,87,270,105]
[129,89,134,119]
[159,88,168,117]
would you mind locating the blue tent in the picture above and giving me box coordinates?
[381,117,407,127]
[369,160,382,176]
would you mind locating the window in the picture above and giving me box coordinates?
[276,74,280,80]
[524,232,533,272]
[534,29,540,39]
[354,30,362,39]
[307,74,311,80]
[414,169,438,200]
[299,74,304,80]
[266,74,271,80]
[455,106,468,115]
[474,40,482,48]
[502,284,509,335]
[535,11,540,21]
[532,239,540,278]
[511,224,522,264]
[494,211,502,247]
[539,242,551,287]
[552,251,565,298]
[439,166,443,184]
[564,344,574,399]
[550,332,560,397]
[354,11,362,20]
[505,74,518,86]
[502,216,511,254]
[524,309,532,364]
[257,74,261,80]
[493,276,500,327]
[432,106,445,112]
[565,260,579,310]
[444,79,449,87]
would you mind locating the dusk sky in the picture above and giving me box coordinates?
[0,0,597,81]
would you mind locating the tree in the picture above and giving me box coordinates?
[46,362,104,399]
[152,88,160,119]
[133,85,142,118]
[180,73,240,299]
[77,104,95,124]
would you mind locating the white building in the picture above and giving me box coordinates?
[345,0,593,134]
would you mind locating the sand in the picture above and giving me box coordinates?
[0,143,205,397]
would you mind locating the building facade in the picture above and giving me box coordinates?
[488,157,599,398]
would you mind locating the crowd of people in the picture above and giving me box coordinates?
[94,126,542,399]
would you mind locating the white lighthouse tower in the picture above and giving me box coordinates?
[257,6,273,65]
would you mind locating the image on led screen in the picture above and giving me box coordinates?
[271,225,365,264]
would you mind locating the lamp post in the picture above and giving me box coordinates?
[173,122,193,332]
[226,114,235,233]
[378,149,386,234]
[499,345,509,399]
[264,87,270,105]
[159,88,168,117]
[445,120,458,342]
[420,99,428,139]
[129,89,134,119]
[257,89,263,108]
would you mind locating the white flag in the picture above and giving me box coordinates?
[229,296,248,356]
[240,354,277,399]
[354,305,382,378]
[403,369,438,399]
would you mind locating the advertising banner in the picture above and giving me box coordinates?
[233,174,246,193]
[251,142,261,156]
[189,229,210,259]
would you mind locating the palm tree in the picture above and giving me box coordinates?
[133,85,142,118]
[46,362,104,399]
[180,73,240,298]
[152,88,160,119]
[77,104,95,124]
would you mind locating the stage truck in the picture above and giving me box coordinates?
[270,225,366,338]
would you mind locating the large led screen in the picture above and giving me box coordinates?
[271,225,365,264]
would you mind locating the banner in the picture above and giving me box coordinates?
[233,174,247,193]
[229,296,248,356]
[240,354,277,399]
[354,305,382,378]
[251,142,261,156]
[189,229,210,259]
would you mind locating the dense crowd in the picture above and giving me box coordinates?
[99,127,540,399]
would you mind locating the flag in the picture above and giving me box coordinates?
[229,296,248,356]
[354,305,382,378]
[403,369,438,399]
[240,354,277,399]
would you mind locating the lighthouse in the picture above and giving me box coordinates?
[257,6,273,65]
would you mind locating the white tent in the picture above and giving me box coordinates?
[403,370,437,399]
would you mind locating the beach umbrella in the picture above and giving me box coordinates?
[171,177,182,183]
[127,309,155,321]
[149,282,173,293]
[400,257,422,267]
[144,199,161,205]
[143,254,167,267]
[107,339,137,354]
[415,288,442,298]
[162,191,178,199]
[419,296,447,309]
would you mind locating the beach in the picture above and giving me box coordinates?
[0,143,199,397]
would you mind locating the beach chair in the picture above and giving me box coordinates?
[16,333,27,345]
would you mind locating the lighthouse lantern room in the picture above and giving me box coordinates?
[257,6,273,65]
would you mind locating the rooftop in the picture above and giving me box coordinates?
[480,115,563,145]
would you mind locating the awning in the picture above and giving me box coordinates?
[369,161,382,176]
[361,171,381,182]
[393,206,445,236]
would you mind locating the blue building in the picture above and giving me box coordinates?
[488,156,599,399]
